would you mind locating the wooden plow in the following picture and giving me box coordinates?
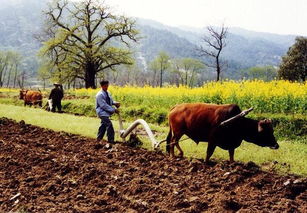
[117,113,163,149]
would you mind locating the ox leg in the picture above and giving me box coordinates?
[169,136,176,157]
[175,143,184,158]
[205,142,216,163]
[170,134,182,158]
[228,149,234,162]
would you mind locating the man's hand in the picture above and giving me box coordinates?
[114,102,120,108]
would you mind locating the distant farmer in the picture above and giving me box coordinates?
[49,83,64,113]
[96,80,120,144]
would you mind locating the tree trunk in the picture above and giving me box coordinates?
[0,62,8,87]
[216,57,220,82]
[6,66,12,87]
[85,62,97,88]
[1,68,7,87]
[190,70,195,87]
[0,69,3,87]
[13,72,17,88]
[21,71,25,88]
[13,64,18,88]
[152,70,157,87]
[185,71,188,86]
[302,65,306,82]
[160,69,163,87]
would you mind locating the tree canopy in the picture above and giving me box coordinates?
[172,58,205,86]
[240,66,277,81]
[278,36,307,82]
[149,51,171,87]
[0,50,23,88]
[39,0,139,88]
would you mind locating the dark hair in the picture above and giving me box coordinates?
[100,80,109,86]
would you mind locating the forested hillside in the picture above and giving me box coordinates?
[0,0,43,52]
[0,0,46,79]
[0,0,298,85]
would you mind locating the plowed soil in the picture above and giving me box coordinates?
[0,117,306,213]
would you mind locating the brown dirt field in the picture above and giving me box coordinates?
[0,117,306,213]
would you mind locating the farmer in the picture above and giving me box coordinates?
[49,83,64,113]
[96,80,120,144]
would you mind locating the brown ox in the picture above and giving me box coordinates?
[19,90,43,107]
[166,103,279,162]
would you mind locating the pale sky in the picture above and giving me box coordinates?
[105,0,307,36]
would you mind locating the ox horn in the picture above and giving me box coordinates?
[220,107,254,127]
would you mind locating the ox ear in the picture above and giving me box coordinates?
[258,121,264,132]
[265,119,272,123]
[258,119,272,132]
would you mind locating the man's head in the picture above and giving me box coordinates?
[54,83,61,88]
[100,80,109,91]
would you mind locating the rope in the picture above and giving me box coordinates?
[155,137,190,148]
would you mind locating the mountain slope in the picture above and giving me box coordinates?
[0,0,298,80]
[137,25,199,61]
[137,18,296,68]
[0,0,45,54]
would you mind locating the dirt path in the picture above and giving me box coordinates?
[0,117,306,212]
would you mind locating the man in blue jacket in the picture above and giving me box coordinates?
[96,80,120,143]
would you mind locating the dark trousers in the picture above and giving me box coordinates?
[52,100,62,112]
[97,116,114,143]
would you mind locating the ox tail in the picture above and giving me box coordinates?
[166,127,172,153]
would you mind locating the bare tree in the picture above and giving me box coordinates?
[197,24,228,81]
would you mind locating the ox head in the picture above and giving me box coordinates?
[19,90,29,100]
[220,108,279,150]
[256,119,279,149]
[19,90,26,100]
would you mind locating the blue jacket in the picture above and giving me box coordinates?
[95,90,117,117]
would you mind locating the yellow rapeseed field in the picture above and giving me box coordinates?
[1,80,305,117]
[73,80,306,114]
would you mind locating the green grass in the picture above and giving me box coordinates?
[0,103,306,176]
[1,92,306,142]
